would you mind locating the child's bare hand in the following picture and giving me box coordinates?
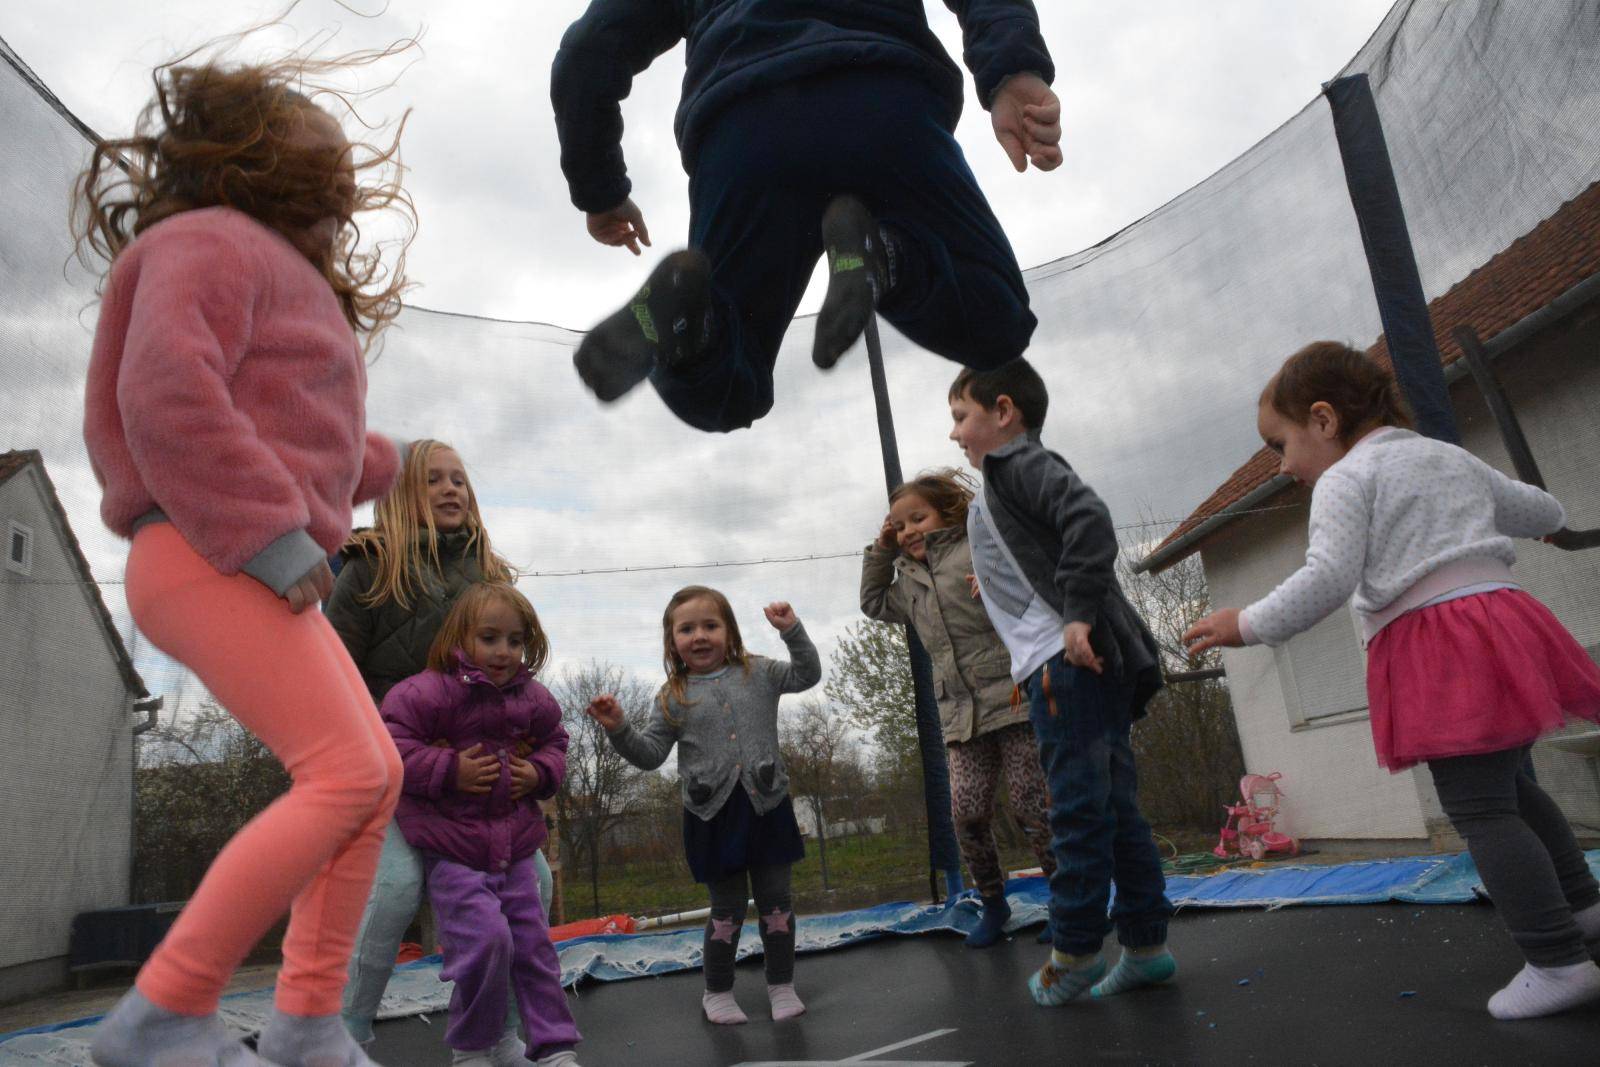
[283,559,334,615]
[991,72,1062,173]
[454,743,500,795]
[508,755,542,800]
[876,516,898,550]
[511,738,534,759]
[586,198,651,255]
[585,694,624,733]
[764,601,798,630]
[967,574,982,600]
[1183,608,1244,656]
[1062,621,1105,675]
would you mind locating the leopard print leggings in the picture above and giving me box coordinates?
[947,721,1056,897]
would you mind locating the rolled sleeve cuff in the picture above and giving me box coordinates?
[241,529,327,596]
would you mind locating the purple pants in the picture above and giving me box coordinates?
[425,855,580,1056]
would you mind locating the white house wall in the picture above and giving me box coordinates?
[1197,309,1600,843]
[1200,504,1433,842]
[1453,318,1600,829]
[0,466,133,972]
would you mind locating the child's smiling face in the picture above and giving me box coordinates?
[425,447,469,531]
[888,492,947,562]
[671,595,730,674]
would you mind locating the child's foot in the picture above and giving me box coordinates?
[575,249,713,401]
[813,195,891,370]
[701,990,748,1025]
[449,1050,493,1067]
[1090,947,1177,998]
[91,988,263,1067]
[531,1048,581,1067]
[965,893,1012,949]
[257,1008,378,1067]
[1487,960,1600,1019]
[1027,950,1105,1007]
[767,983,806,1021]
[488,1031,524,1067]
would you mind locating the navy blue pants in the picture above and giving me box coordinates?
[654,68,1036,431]
[1025,652,1173,956]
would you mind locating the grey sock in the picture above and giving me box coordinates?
[257,1008,372,1067]
[91,989,251,1067]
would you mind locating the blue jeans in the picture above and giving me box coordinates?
[1026,653,1173,956]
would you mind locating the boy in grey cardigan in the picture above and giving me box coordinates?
[948,359,1174,1006]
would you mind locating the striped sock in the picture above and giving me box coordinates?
[767,983,806,1021]
[702,990,748,1025]
[1028,950,1104,1007]
[1091,947,1177,998]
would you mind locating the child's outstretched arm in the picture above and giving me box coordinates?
[1192,470,1371,652]
[550,1,686,239]
[762,603,823,694]
[587,692,678,770]
[860,518,912,625]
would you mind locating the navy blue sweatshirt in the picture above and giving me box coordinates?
[550,0,1055,212]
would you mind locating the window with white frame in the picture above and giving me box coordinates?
[7,521,33,576]
[1274,605,1368,729]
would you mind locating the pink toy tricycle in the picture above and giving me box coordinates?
[1214,772,1300,860]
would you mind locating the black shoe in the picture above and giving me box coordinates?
[813,195,891,370]
[575,249,713,402]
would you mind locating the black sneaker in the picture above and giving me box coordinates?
[574,249,713,402]
[813,195,891,370]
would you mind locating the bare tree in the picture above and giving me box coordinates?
[780,698,860,891]
[824,620,925,829]
[1120,537,1247,828]
[549,661,652,917]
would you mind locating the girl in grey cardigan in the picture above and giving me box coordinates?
[586,586,820,1026]
[861,469,1056,948]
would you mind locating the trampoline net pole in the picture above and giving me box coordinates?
[863,314,965,901]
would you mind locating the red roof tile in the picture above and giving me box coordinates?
[1145,180,1600,571]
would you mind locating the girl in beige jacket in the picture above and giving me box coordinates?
[861,470,1056,947]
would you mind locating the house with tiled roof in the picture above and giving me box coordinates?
[0,450,159,1000]
[1135,182,1600,849]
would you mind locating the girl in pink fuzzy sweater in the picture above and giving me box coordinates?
[76,41,417,1067]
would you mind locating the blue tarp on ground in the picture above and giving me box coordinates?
[4,850,1597,1055]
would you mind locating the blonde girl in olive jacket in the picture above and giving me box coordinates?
[861,469,1056,948]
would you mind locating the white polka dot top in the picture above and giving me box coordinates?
[1241,427,1566,647]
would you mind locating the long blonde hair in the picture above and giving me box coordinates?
[346,440,513,609]
[70,24,416,344]
[427,583,549,677]
[658,585,750,718]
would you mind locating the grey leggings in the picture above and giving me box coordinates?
[703,863,795,992]
[1428,745,1600,967]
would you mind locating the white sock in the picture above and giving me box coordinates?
[257,1009,374,1067]
[1574,901,1600,944]
[90,989,258,1067]
[767,983,806,1021]
[449,1049,494,1066]
[488,1029,524,1067]
[701,990,747,1025]
[1487,960,1600,1020]
[530,1051,580,1067]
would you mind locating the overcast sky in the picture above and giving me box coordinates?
[2,1,1411,733]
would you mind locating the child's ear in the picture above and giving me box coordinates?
[1307,400,1340,440]
[995,394,1018,427]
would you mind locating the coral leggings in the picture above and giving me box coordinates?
[126,524,401,1016]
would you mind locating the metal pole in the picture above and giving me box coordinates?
[1323,73,1460,444]
[862,315,965,902]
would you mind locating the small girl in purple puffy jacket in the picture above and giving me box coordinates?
[381,583,582,1067]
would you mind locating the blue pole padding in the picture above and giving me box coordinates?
[1323,73,1461,444]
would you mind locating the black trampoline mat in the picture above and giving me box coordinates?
[368,904,1594,1066]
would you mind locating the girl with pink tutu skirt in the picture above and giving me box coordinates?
[1185,341,1600,1021]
